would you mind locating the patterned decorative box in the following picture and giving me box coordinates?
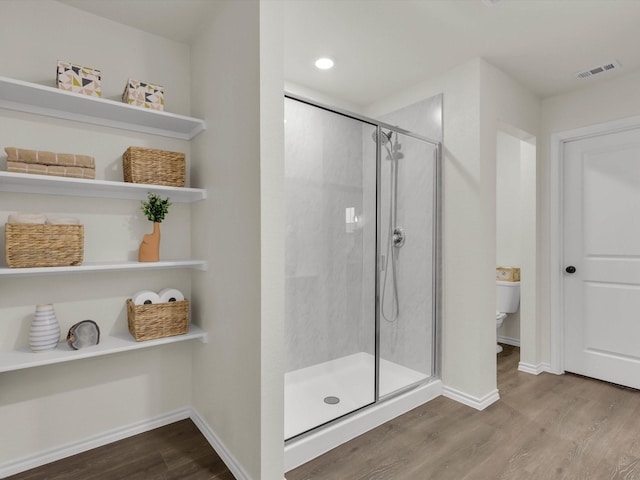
[496,267,520,282]
[122,78,165,111]
[56,60,102,97]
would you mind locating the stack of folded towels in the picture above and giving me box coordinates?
[7,213,80,225]
[5,147,95,179]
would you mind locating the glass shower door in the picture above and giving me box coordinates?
[284,97,377,440]
[377,128,438,397]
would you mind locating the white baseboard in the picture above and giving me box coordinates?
[0,408,191,479]
[518,361,554,375]
[442,385,500,410]
[1,407,253,480]
[189,407,252,480]
[498,336,520,347]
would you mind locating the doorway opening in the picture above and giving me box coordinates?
[495,127,536,370]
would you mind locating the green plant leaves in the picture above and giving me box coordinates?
[140,192,172,223]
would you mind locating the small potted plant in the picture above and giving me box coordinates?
[138,192,172,262]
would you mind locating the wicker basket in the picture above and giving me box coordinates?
[496,266,521,282]
[5,224,84,268]
[126,298,189,341]
[122,146,185,187]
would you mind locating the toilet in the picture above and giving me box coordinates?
[496,280,520,353]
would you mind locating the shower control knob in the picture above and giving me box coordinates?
[565,265,576,274]
[393,227,406,248]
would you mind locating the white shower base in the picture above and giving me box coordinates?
[285,352,428,439]
[284,352,441,470]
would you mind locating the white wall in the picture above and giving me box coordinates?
[259,1,285,477]
[539,69,640,367]
[0,0,196,469]
[190,1,284,479]
[0,1,190,115]
[497,132,522,266]
[520,138,536,359]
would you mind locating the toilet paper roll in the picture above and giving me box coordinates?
[132,290,161,306]
[158,288,185,303]
[8,212,47,224]
[46,216,80,225]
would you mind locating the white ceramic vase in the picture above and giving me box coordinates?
[29,304,61,352]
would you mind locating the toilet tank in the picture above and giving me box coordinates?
[496,280,520,313]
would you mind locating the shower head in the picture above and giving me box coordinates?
[371,129,392,145]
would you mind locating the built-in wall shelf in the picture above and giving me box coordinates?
[0,171,206,203]
[0,325,208,373]
[0,76,206,140]
[0,260,208,277]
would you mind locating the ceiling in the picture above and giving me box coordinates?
[58,0,640,107]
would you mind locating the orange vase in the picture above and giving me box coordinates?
[138,222,160,262]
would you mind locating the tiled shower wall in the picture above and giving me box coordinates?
[378,96,443,376]
[285,98,376,372]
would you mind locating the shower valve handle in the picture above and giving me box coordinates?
[393,227,406,248]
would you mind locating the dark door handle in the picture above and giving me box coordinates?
[565,266,576,274]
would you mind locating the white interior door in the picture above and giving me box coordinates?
[563,127,640,389]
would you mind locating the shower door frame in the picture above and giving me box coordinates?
[284,93,442,438]
[374,123,442,400]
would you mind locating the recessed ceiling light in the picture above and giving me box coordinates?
[315,57,334,70]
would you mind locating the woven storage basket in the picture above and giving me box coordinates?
[126,298,189,341]
[122,146,185,187]
[5,224,84,268]
[496,266,521,282]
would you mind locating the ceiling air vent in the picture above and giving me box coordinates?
[575,61,621,79]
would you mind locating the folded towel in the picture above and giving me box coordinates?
[5,147,95,168]
[8,213,47,224]
[7,161,96,179]
[46,217,80,225]
[7,161,48,176]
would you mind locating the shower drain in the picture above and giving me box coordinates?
[324,396,340,405]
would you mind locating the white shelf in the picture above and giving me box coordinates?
[0,324,208,373]
[0,171,206,202]
[0,260,208,277]
[0,77,208,375]
[0,76,205,140]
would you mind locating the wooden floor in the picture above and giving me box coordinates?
[6,419,234,480]
[287,345,640,480]
[9,346,640,479]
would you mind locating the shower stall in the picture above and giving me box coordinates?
[284,94,441,466]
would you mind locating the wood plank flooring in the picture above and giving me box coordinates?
[286,345,640,480]
[5,419,234,480]
[8,346,640,479]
